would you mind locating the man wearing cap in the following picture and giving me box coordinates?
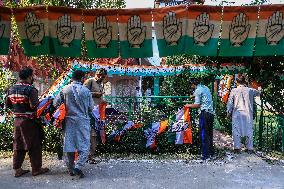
[227,75,261,154]
[84,68,107,164]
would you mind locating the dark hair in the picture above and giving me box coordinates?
[191,78,201,85]
[237,75,247,85]
[19,67,33,80]
[72,70,85,81]
[95,68,107,75]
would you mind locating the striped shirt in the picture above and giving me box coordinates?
[194,84,214,114]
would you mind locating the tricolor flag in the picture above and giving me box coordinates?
[255,5,284,56]
[144,120,168,149]
[83,9,119,58]
[219,6,258,57]
[92,102,108,144]
[118,8,153,58]
[186,5,222,56]
[109,121,143,142]
[168,107,192,145]
[0,7,11,55]
[49,6,82,57]
[53,103,66,129]
[14,6,49,56]
[153,5,188,57]
[37,96,53,118]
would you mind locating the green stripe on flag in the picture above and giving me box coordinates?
[86,40,119,58]
[254,37,284,56]
[50,38,81,57]
[186,37,219,56]
[157,36,187,57]
[219,38,255,57]
[0,38,10,55]
[21,37,50,56]
[120,39,152,58]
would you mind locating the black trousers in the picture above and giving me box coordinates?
[199,111,214,160]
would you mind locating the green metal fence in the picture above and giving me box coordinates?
[254,98,284,152]
[104,95,284,153]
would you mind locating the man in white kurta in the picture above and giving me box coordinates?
[227,76,261,153]
[54,70,94,178]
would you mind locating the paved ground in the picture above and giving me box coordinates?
[0,151,284,189]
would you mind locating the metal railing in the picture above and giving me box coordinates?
[254,98,284,152]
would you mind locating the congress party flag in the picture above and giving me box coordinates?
[83,9,119,58]
[144,120,168,149]
[168,107,192,145]
[14,6,49,56]
[49,6,82,57]
[219,6,259,57]
[118,8,153,58]
[109,121,143,142]
[255,5,284,56]
[153,5,188,57]
[186,5,222,56]
[0,7,11,55]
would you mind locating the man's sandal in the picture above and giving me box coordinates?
[32,168,50,176]
[14,169,30,177]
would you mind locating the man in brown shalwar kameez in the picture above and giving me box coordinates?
[5,67,49,177]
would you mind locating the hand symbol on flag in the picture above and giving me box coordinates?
[229,13,251,47]
[0,16,5,39]
[93,16,112,48]
[193,12,214,46]
[265,11,284,45]
[56,14,76,47]
[127,15,146,48]
[24,12,44,46]
[163,11,182,46]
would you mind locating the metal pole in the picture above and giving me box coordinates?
[138,58,142,95]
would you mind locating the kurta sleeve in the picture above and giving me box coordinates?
[227,90,234,114]
[29,88,39,110]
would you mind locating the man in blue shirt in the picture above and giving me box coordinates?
[185,78,214,160]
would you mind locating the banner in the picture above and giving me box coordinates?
[219,6,259,57]
[0,7,11,55]
[83,9,119,58]
[186,5,222,56]
[49,6,82,57]
[153,5,188,57]
[14,6,49,56]
[144,120,168,149]
[255,5,284,56]
[109,121,143,142]
[118,8,153,58]
[168,106,192,145]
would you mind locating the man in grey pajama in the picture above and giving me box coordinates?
[227,75,261,154]
[54,70,94,178]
